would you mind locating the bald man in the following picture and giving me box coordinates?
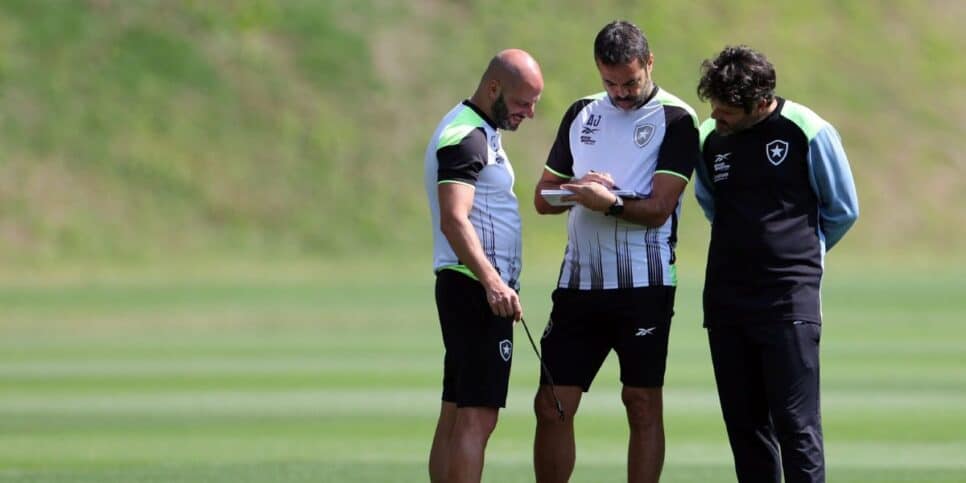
[424,49,543,483]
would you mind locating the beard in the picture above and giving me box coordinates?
[492,94,517,131]
[715,120,735,135]
[610,81,652,111]
[610,90,648,110]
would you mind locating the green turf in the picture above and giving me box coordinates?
[1,262,965,482]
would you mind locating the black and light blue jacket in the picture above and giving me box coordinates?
[694,97,859,326]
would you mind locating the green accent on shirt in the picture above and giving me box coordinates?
[655,169,690,183]
[437,264,477,280]
[654,89,699,128]
[437,108,485,150]
[699,118,716,148]
[437,180,475,188]
[779,99,827,141]
[544,165,572,179]
[670,264,677,286]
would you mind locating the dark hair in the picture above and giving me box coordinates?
[697,45,776,113]
[594,20,649,65]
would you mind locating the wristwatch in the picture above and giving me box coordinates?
[605,195,624,216]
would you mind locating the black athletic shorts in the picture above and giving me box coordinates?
[435,269,514,408]
[539,286,675,391]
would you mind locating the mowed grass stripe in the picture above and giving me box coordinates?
[0,264,964,482]
[0,426,966,469]
[2,386,964,415]
[1,463,962,483]
[0,431,963,470]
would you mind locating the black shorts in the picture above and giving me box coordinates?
[540,286,675,391]
[435,269,514,408]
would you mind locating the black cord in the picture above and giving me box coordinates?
[519,317,565,421]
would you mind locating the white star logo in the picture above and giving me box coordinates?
[765,139,789,165]
[498,339,512,361]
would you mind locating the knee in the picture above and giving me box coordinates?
[534,390,568,425]
[622,388,663,430]
[772,408,822,440]
[457,408,499,437]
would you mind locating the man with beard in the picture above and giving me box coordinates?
[532,21,700,483]
[424,48,543,483]
[693,45,858,483]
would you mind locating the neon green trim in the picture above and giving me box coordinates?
[438,264,478,280]
[779,100,827,141]
[437,180,476,188]
[699,118,716,147]
[654,89,699,128]
[669,264,678,286]
[437,108,485,149]
[655,170,690,183]
[544,165,572,179]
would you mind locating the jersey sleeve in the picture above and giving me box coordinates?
[693,118,717,222]
[436,127,487,185]
[655,106,700,183]
[545,99,591,179]
[806,123,859,250]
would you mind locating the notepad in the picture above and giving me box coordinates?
[540,189,648,207]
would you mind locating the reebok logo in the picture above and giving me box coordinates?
[635,327,656,336]
[581,114,602,145]
[713,152,732,182]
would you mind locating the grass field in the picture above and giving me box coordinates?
[1,260,965,482]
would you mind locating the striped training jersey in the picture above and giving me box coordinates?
[424,101,522,289]
[546,87,700,290]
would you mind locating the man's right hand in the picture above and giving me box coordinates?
[576,170,617,189]
[483,278,523,321]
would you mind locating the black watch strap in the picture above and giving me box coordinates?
[605,196,624,216]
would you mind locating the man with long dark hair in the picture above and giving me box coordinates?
[694,45,859,483]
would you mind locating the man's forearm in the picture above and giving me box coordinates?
[534,178,572,214]
[617,197,675,228]
[439,216,502,287]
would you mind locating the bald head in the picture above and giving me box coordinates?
[482,49,544,91]
[472,49,543,131]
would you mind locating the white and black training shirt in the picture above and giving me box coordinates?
[546,87,700,290]
[424,100,522,289]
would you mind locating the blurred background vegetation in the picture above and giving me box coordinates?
[1,3,964,481]
[0,0,963,268]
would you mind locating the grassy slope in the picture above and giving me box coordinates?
[0,0,963,264]
[0,261,964,482]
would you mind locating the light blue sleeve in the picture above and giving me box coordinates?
[807,124,859,250]
[693,158,715,222]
